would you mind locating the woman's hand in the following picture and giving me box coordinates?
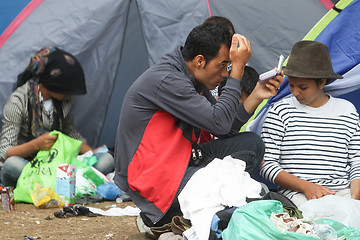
[302,181,336,200]
[274,170,335,200]
[34,133,58,151]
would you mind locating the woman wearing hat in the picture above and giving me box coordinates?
[260,40,360,207]
[0,46,114,187]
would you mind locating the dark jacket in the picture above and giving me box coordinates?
[114,46,251,224]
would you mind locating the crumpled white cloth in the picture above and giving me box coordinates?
[178,155,262,240]
[88,205,140,216]
[183,227,199,240]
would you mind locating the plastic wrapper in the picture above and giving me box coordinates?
[30,183,64,209]
[222,200,320,240]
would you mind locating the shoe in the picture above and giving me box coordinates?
[54,205,98,218]
[150,222,172,239]
[171,216,191,235]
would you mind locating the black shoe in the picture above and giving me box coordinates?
[54,205,98,218]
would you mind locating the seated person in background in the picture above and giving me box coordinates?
[0,46,114,187]
[219,65,259,102]
[260,40,360,207]
[114,21,283,227]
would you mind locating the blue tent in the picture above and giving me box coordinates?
[249,0,360,189]
[250,0,360,135]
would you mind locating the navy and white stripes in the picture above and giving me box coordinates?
[260,95,360,199]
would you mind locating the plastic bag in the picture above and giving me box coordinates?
[30,182,65,209]
[97,182,122,200]
[299,195,360,231]
[14,131,82,203]
[314,218,360,240]
[71,158,108,198]
[222,200,320,240]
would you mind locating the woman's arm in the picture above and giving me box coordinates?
[350,178,360,200]
[274,170,335,200]
[6,133,58,159]
[79,142,93,155]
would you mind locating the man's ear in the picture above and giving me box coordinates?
[194,55,206,69]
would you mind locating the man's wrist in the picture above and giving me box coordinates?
[229,64,245,80]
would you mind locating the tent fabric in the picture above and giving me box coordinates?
[208,0,329,74]
[0,0,130,147]
[137,0,209,66]
[0,0,31,34]
[319,0,337,10]
[249,0,360,135]
[0,0,331,148]
[0,0,42,48]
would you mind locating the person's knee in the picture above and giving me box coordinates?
[2,156,28,187]
[244,132,265,152]
[93,152,115,175]
[230,132,264,173]
[245,132,265,163]
[233,131,264,154]
[3,156,27,173]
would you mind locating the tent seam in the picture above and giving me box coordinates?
[0,0,44,49]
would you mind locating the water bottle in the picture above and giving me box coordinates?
[116,188,131,203]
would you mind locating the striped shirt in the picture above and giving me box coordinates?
[260,95,360,199]
[0,83,86,162]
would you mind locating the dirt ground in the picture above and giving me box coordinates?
[0,200,144,240]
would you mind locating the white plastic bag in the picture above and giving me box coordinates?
[299,195,360,230]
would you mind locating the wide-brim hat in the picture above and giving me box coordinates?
[284,40,343,79]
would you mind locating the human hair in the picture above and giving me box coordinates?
[181,22,232,64]
[310,78,331,86]
[241,66,259,95]
[203,16,235,35]
[219,66,258,96]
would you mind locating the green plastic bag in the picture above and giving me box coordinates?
[222,200,320,240]
[314,218,360,240]
[14,130,82,203]
[71,158,106,198]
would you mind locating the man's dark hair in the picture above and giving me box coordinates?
[219,66,259,96]
[181,22,232,64]
[203,16,235,35]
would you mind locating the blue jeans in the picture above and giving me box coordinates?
[1,156,27,187]
[93,152,115,176]
[0,152,115,187]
